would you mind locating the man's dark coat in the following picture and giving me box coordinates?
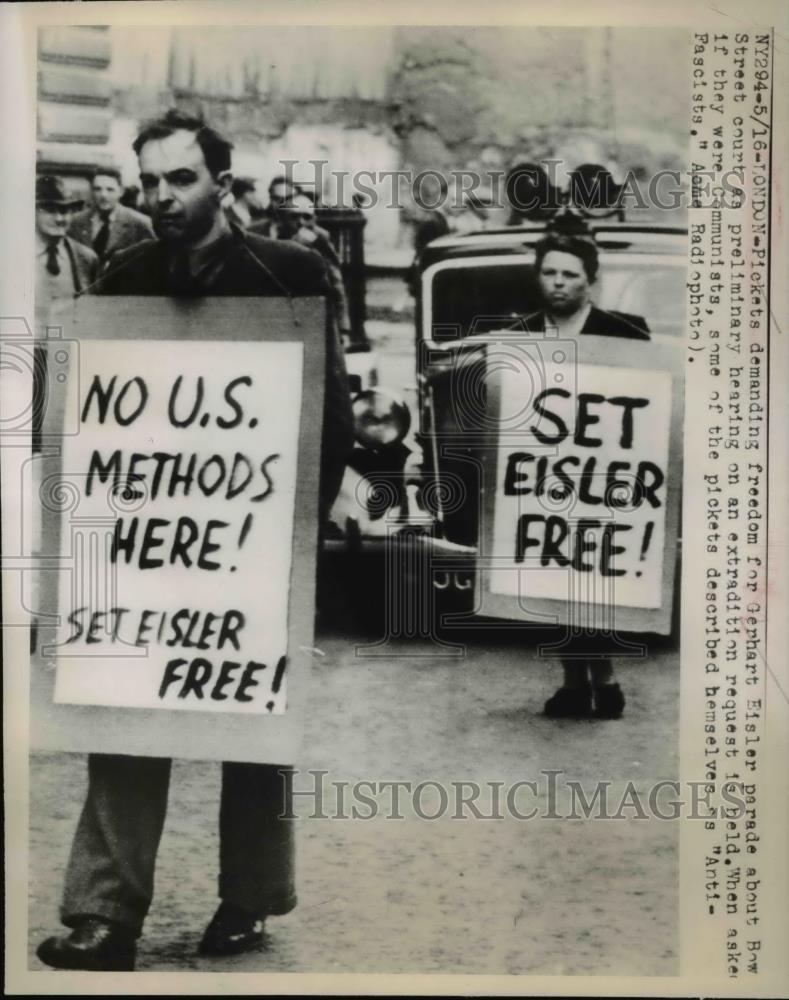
[96,227,354,515]
[57,224,354,937]
[68,204,155,259]
[519,305,650,340]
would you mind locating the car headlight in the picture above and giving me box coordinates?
[352,388,411,449]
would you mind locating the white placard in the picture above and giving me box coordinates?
[488,362,672,610]
[51,338,303,714]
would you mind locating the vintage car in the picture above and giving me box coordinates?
[323,217,687,631]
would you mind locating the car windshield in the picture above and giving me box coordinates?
[426,252,685,341]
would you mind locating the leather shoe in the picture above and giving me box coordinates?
[594,682,626,719]
[198,902,266,957]
[36,918,136,971]
[544,684,593,718]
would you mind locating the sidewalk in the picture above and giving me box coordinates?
[28,633,679,975]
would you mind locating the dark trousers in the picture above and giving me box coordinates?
[544,629,620,661]
[60,754,296,936]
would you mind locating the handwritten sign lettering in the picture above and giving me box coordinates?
[32,297,324,762]
[482,341,682,634]
[52,339,302,713]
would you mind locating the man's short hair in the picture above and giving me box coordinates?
[268,174,301,194]
[232,177,256,199]
[533,231,599,283]
[91,166,123,186]
[132,109,233,178]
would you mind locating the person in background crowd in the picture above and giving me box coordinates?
[516,222,649,720]
[253,174,301,237]
[271,192,352,334]
[268,173,299,211]
[411,173,451,258]
[404,174,451,298]
[226,177,264,228]
[35,176,98,306]
[406,174,488,296]
[36,108,353,973]
[505,162,561,226]
[119,184,145,213]
[34,176,99,453]
[68,167,153,263]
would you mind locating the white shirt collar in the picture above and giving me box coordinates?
[36,233,66,257]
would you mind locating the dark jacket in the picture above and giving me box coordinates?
[281,229,352,333]
[94,226,354,517]
[68,204,154,259]
[520,305,650,340]
[413,209,451,257]
[64,237,101,296]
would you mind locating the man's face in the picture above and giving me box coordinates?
[36,204,71,240]
[92,174,122,214]
[269,181,294,210]
[537,250,591,317]
[138,130,228,245]
[277,195,315,239]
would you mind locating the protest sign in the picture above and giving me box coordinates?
[31,296,325,762]
[480,334,683,634]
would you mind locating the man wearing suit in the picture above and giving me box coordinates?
[225,176,264,228]
[34,176,100,464]
[518,228,649,720]
[68,166,154,263]
[271,192,352,334]
[35,176,99,306]
[37,109,353,972]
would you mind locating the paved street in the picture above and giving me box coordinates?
[29,634,679,975]
[27,288,679,975]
